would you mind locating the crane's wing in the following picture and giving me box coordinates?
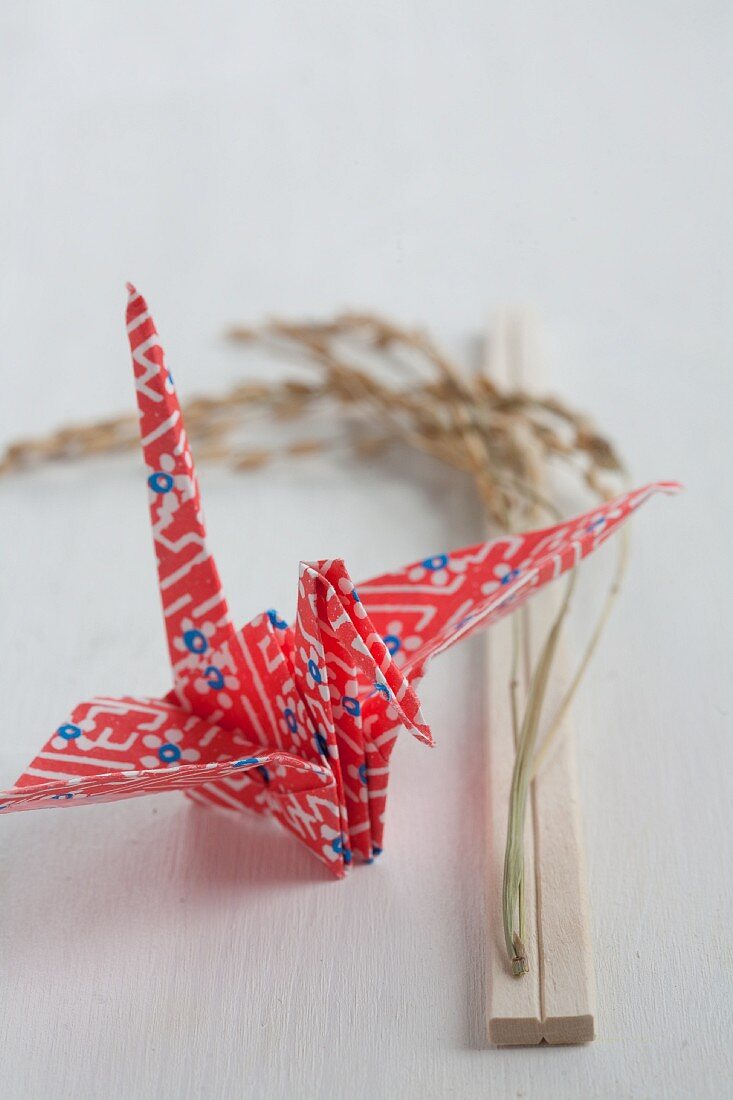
[357,482,679,681]
[2,693,344,874]
[2,694,331,807]
[351,480,680,850]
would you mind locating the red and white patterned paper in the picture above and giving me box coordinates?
[0,288,679,875]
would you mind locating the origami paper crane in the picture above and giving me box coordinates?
[0,287,678,875]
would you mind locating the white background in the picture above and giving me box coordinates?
[1,4,731,1098]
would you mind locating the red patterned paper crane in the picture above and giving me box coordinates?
[0,288,679,875]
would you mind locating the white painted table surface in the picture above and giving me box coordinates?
[1,4,731,1097]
